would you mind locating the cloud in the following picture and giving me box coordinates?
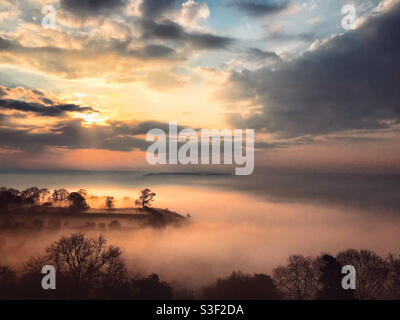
[188,33,234,50]
[0,36,181,80]
[0,37,13,50]
[140,19,235,50]
[0,86,7,97]
[229,0,290,16]
[0,119,146,153]
[0,86,58,105]
[226,2,400,138]
[177,0,210,30]
[262,24,317,42]
[139,0,180,19]
[246,48,281,64]
[112,120,189,135]
[0,19,231,82]
[0,112,192,153]
[130,44,178,59]
[141,19,185,40]
[60,0,128,17]
[0,99,95,117]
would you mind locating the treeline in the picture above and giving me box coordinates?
[0,233,399,300]
[0,187,93,210]
[0,187,114,211]
[0,187,156,211]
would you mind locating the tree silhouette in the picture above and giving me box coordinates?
[316,254,354,300]
[39,188,50,204]
[203,271,281,300]
[386,254,400,299]
[337,249,388,299]
[273,255,318,300]
[21,187,41,205]
[68,192,89,210]
[78,189,88,198]
[130,274,173,300]
[0,188,22,210]
[105,196,115,209]
[0,266,18,299]
[51,189,70,205]
[135,188,156,208]
[46,233,126,294]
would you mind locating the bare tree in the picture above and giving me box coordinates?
[273,255,318,300]
[386,254,400,299]
[336,249,389,299]
[135,188,156,208]
[39,188,50,204]
[46,233,126,290]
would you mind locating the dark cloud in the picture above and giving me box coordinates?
[0,86,7,97]
[188,33,234,50]
[246,48,281,64]
[60,0,128,17]
[229,0,289,16]
[41,98,54,105]
[130,44,177,59]
[140,19,235,50]
[141,20,185,40]
[227,3,400,137]
[140,0,180,19]
[0,119,147,153]
[0,37,14,50]
[0,99,95,117]
[113,120,189,135]
[0,117,193,153]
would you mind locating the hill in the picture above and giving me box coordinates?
[0,206,187,230]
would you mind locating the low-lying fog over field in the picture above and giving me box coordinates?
[1,170,400,290]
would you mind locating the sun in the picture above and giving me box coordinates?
[73,112,108,126]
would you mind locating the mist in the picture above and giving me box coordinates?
[1,185,400,290]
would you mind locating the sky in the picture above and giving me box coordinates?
[0,0,400,195]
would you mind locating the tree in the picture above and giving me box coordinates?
[0,266,18,299]
[68,192,89,210]
[386,254,400,299]
[0,187,20,197]
[78,189,88,198]
[21,187,41,205]
[316,254,354,300]
[51,189,70,204]
[203,271,281,300]
[39,188,50,204]
[46,233,126,293]
[0,189,22,210]
[336,249,388,299]
[130,274,173,300]
[105,196,115,209]
[135,188,156,208]
[273,255,318,300]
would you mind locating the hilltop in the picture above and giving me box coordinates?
[0,206,187,231]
